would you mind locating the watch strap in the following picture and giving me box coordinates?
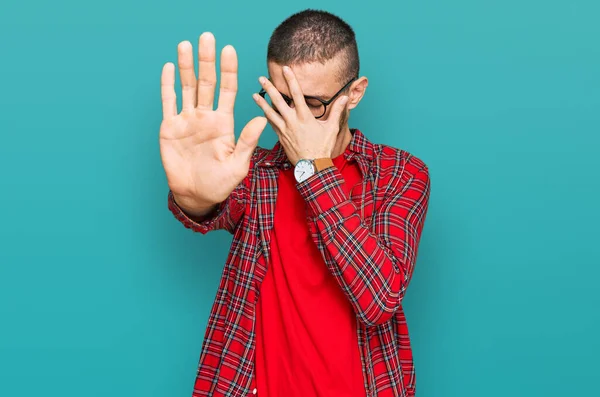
[313,158,334,172]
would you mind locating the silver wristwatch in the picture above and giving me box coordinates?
[294,158,334,183]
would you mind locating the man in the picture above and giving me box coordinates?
[159,9,430,397]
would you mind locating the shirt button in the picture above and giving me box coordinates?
[252,388,257,394]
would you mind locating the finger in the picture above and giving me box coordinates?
[161,62,177,119]
[217,45,238,114]
[258,76,293,119]
[327,95,349,126]
[233,116,268,163]
[253,93,286,131]
[196,32,217,110]
[282,66,311,117]
[177,41,196,111]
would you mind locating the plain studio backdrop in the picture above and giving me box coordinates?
[0,0,598,396]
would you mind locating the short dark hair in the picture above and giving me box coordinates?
[267,9,359,83]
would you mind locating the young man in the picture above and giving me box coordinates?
[159,9,431,397]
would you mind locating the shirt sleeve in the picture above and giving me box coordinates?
[296,161,431,327]
[167,177,249,235]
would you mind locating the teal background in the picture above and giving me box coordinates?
[1,0,598,396]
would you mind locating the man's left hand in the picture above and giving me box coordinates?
[253,66,348,166]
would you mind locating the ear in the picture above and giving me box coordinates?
[347,76,369,110]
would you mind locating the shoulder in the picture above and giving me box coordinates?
[252,146,273,161]
[372,143,429,185]
[231,146,274,191]
[248,146,272,164]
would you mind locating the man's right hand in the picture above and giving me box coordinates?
[159,32,267,216]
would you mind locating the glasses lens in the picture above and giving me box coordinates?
[305,98,326,118]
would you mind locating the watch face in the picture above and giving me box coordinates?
[294,159,315,183]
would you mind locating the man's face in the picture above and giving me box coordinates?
[266,57,352,131]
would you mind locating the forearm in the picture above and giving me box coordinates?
[310,193,405,326]
[168,187,246,235]
[297,165,429,327]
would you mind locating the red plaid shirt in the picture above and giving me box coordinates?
[168,129,431,397]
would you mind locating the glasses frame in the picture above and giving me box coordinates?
[258,77,357,119]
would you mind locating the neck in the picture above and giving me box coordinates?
[331,124,352,158]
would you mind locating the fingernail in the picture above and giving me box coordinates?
[283,66,290,74]
[259,76,266,84]
[341,96,349,104]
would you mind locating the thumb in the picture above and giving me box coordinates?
[233,116,268,163]
[327,95,349,126]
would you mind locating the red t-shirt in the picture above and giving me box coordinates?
[254,149,366,397]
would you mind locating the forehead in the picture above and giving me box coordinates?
[267,59,343,98]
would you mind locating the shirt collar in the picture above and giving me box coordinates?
[257,128,374,168]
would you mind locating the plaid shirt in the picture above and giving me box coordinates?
[168,129,431,397]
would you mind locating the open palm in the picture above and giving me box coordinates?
[159,33,266,213]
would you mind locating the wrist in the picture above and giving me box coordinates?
[293,157,334,184]
[313,158,334,172]
[295,150,332,163]
[172,192,219,218]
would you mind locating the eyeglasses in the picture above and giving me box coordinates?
[258,77,357,119]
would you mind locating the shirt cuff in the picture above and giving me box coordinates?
[168,190,227,234]
[296,166,348,218]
